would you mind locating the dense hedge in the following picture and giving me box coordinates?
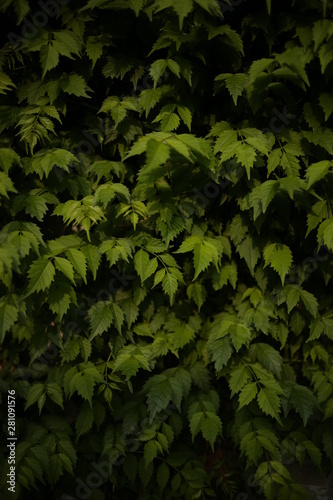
[1,0,333,498]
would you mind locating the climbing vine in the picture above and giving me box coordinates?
[1,0,333,498]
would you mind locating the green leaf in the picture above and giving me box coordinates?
[281,381,319,426]
[171,473,182,492]
[275,46,310,86]
[53,30,81,58]
[129,0,144,15]
[238,382,258,409]
[207,335,233,371]
[26,258,55,295]
[190,411,205,439]
[146,138,170,170]
[54,257,75,284]
[177,134,210,157]
[121,299,139,328]
[88,301,114,340]
[48,281,72,320]
[144,375,173,418]
[324,399,333,420]
[110,303,124,333]
[208,25,244,55]
[89,160,125,182]
[167,59,180,78]
[99,238,133,267]
[212,262,237,291]
[139,86,170,117]
[0,72,16,95]
[40,43,59,79]
[75,402,95,439]
[298,288,318,317]
[144,440,158,466]
[0,172,17,198]
[235,143,257,179]
[61,74,92,98]
[134,249,158,282]
[240,431,264,465]
[165,136,192,160]
[175,236,219,280]
[257,388,282,424]
[187,282,207,311]
[215,73,247,105]
[161,113,180,132]
[13,190,58,221]
[61,337,81,362]
[81,244,101,280]
[229,214,247,245]
[70,372,95,407]
[303,128,333,154]
[0,148,22,173]
[146,238,167,254]
[0,302,18,343]
[319,41,333,74]
[251,343,283,378]
[318,219,333,252]
[6,231,36,258]
[201,412,223,450]
[192,241,219,280]
[28,149,78,179]
[86,38,104,68]
[306,200,328,237]
[69,364,102,407]
[48,454,63,483]
[303,440,322,468]
[150,59,168,88]
[230,323,251,352]
[153,268,166,288]
[171,324,195,349]
[248,180,279,220]
[237,235,260,276]
[157,462,170,491]
[110,104,127,127]
[80,338,92,363]
[124,136,149,160]
[229,364,252,397]
[249,58,274,83]
[306,160,332,189]
[25,383,45,411]
[114,345,151,379]
[171,0,193,29]
[66,248,87,284]
[138,458,154,487]
[46,383,64,409]
[162,271,179,305]
[177,106,192,131]
[264,243,293,285]
[267,148,282,175]
[94,182,131,206]
[319,92,333,121]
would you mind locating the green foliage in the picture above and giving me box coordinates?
[1,0,333,499]
[264,243,293,286]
